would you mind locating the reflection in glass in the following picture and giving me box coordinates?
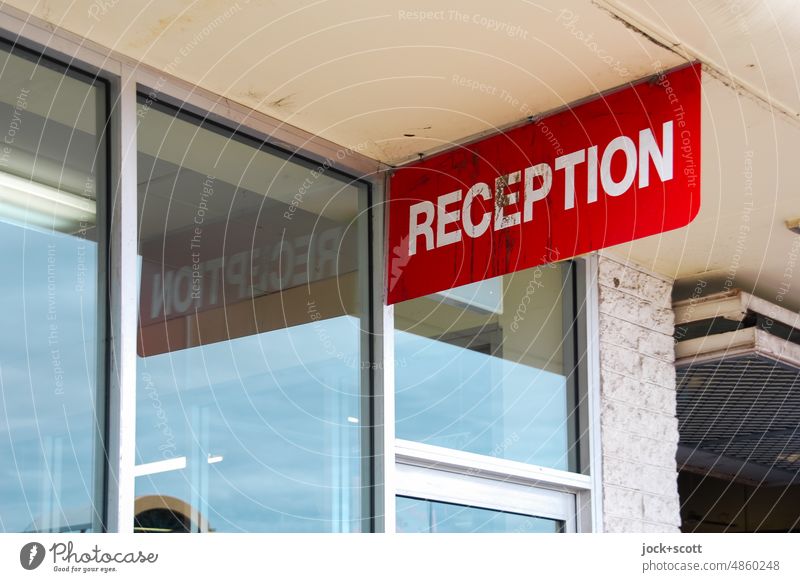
[135,101,368,532]
[395,264,579,471]
[0,44,106,532]
[396,496,563,533]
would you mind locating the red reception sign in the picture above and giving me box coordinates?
[387,63,701,304]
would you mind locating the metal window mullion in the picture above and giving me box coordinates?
[372,171,396,534]
[584,253,604,533]
[105,64,138,533]
[378,303,396,533]
[562,261,580,474]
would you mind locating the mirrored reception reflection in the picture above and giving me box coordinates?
[395,262,580,471]
[135,100,368,532]
[0,44,106,532]
[396,497,563,533]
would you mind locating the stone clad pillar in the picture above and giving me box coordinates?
[597,254,681,532]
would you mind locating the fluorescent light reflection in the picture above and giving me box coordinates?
[0,171,95,234]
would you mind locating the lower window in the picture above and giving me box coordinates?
[395,462,577,533]
[397,497,564,533]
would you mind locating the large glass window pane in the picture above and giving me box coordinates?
[395,262,579,471]
[396,496,563,533]
[135,100,368,532]
[0,44,107,532]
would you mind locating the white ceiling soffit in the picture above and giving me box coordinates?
[1,0,682,165]
[598,1,800,312]
[599,0,800,121]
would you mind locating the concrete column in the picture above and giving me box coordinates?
[597,254,681,532]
